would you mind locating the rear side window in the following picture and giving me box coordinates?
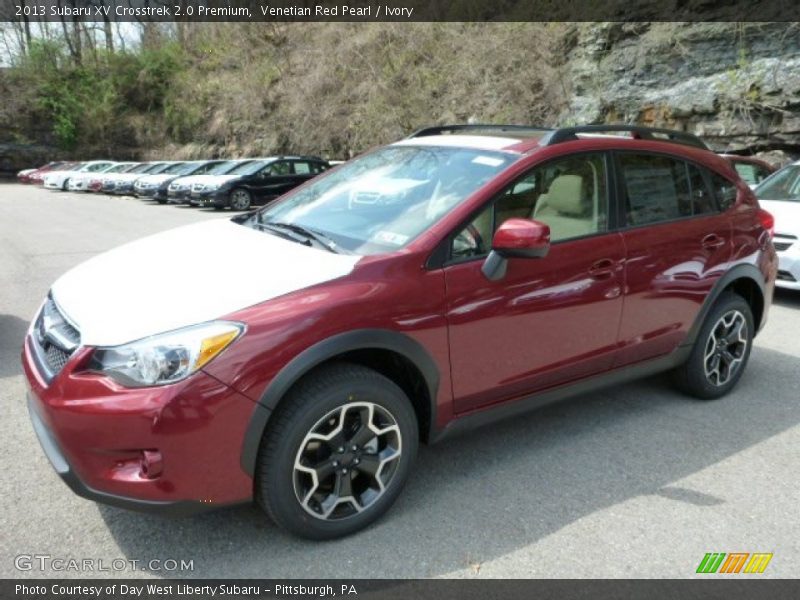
[620,154,691,226]
[620,154,723,225]
[709,172,738,211]
[687,163,717,215]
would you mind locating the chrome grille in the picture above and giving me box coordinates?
[31,297,81,380]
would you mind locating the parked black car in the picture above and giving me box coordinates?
[190,156,330,210]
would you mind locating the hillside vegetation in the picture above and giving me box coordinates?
[1,23,567,161]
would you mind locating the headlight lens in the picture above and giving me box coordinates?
[90,321,243,387]
[205,183,219,191]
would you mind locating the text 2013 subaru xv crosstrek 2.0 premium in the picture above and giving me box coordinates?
[23,125,776,539]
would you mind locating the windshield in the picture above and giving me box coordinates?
[208,161,241,175]
[160,162,187,174]
[106,163,132,173]
[180,161,209,175]
[228,160,266,176]
[755,165,800,202]
[146,163,172,174]
[250,145,518,255]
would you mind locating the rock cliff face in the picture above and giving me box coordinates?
[560,23,800,160]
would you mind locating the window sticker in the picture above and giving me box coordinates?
[472,156,505,167]
[373,231,410,245]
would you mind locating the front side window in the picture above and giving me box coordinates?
[265,161,292,176]
[450,153,608,260]
[755,165,800,202]
[250,145,518,255]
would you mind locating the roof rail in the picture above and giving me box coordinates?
[541,125,708,150]
[407,124,553,139]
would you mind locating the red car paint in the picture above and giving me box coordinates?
[23,132,777,513]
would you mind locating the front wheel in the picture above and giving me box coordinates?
[255,363,418,539]
[673,292,754,400]
[229,188,252,211]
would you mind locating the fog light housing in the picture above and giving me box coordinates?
[140,450,163,479]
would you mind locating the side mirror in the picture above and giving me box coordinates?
[482,218,550,281]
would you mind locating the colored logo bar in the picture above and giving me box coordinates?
[696,553,773,574]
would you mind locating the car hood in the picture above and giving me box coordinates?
[759,199,800,236]
[50,219,361,347]
[138,173,175,185]
[112,172,147,182]
[190,174,241,186]
[171,174,210,187]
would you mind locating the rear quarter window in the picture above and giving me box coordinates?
[709,172,738,211]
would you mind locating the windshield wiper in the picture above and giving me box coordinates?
[258,219,348,254]
[251,222,312,246]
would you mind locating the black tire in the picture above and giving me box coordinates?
[62,178,70,191]
[672,292,754,400]
[255,363,418,540]
[229,188,252,211]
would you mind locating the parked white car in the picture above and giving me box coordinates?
[110,162,172,195]
[133,162,189,198]
[43,161,115,191]
[67,162,123,192]
[755,160,800,290]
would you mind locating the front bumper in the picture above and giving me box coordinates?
[27,394,208,516]
[22,333,257,513]
[167,189,190,204]
[192,191,227,208]
[135,187,157,198]
[775,238,800,290]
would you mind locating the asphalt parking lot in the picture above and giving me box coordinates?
[1,183,799,579]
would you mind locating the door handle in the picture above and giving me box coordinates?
[701,234,726,249]
[589,258,616,279]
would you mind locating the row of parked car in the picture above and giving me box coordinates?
[17,156,333,211]
[15,146,799,292]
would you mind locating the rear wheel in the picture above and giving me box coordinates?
[256,363,418,539]
[673,292,754,400]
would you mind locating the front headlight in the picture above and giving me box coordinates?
[205,183,220,191]
[90,321,243,387]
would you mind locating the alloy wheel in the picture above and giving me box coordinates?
[293,401,402,521]
[230,190,250,210]
[703,309,748,386]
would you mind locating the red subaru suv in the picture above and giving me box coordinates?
[23,125,777,539]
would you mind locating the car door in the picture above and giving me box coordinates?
[444,152,626,414]
[250,160,294,202]
[613,152,732,367]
